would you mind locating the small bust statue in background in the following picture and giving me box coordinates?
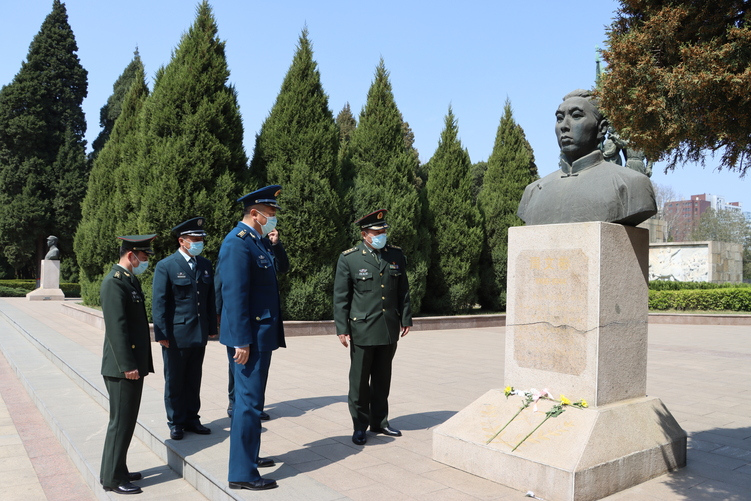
[44,235,60,260]
[517,89,657,226]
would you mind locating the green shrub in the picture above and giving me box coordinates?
[0,280,80,298]
[649,281,751,291]
[0,286,27,297]
[649,288,751,311]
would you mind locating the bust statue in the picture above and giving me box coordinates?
[44,235,60,260]
[517,89,657,226]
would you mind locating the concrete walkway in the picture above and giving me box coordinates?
[0,297,749,500]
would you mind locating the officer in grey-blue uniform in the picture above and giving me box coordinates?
[217,185,285,491]
[152,217,217,440]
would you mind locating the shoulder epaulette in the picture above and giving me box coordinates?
[114,270,122,279]
[236,229,249,239]
[388,245,402,250]
[341,247,357,255]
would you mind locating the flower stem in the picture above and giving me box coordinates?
[512,416,549,452]
[486,404,527,444]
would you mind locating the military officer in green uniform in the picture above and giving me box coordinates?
[333,209,412,446]
[100,234,156,495]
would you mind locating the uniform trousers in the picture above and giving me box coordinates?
[162,345,205,428]
[227,346,272,482]
[348,342,398,431]
[100,376,144,488]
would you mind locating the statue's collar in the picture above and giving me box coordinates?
[559,150,604,177]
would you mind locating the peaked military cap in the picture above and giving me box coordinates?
[172,217,207,237]
[117,234,157,255]
[355,209,389,230]
[237,185,282,209]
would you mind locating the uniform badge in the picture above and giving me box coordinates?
[131,291,141,303]
[389,263,399,270]
[114,271,121,279]
[124,271,131,277]
[177,271,187,279]
[358,268,369,276]
[237,229,248,239]
[203,270,210,277]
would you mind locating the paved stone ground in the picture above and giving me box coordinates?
[0,297,749,500]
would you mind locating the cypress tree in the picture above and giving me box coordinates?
[346,60,429,313]
[0,0,88,277]
[477,99,538,310]
[74,66,149,305]
[89,50,144,162]
[249,29,343,320]
[136,1,247,267]
[423,107,483,313]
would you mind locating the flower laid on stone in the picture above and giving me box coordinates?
[488,386,588,449]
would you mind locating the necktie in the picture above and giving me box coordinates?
[188,257,196,270]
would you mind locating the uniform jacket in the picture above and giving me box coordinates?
[217,223,286,351]
[152,250,217,349]
[100,264,155,378]
[333,241,412,346]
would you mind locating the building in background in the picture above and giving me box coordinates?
[663,194,743,242]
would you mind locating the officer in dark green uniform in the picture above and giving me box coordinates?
[100,234,156,495]
[333,209,412,446]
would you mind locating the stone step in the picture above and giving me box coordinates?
[0,302,214,501]
[0,299,345,501]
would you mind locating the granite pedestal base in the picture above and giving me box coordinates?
[433,389,686,501]
[26,260,65,301]
[433,222,686,500]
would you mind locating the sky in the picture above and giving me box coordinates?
[1,0,749,212]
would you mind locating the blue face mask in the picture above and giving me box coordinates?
[259,213,277,237]
[187,241,204,257]
[369,234,387,249]
[132,256,149,275]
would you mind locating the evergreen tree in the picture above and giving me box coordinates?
[249,29,343,320]
[89,50,144,162]
[336,102,357,152]
[136,1,247,269]
[74,66,149,305]
[0,0,88,277]
[423,107,483,313]
[346,60,429,312]
[477,99,538,310]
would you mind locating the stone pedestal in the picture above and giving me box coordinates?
[433,222,686,501]
[26,260,65,301]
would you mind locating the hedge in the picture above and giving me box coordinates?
[649,281,751,291]
[0,280,81,298]
[649,288,751,312]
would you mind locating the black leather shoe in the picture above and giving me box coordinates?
[229,478,278,490]
[126,472,142,481]
[258,457,275,468]
[371,426,402,437]
[103,482,142,494]
[185,423,211,434]
[260,411,270,420]
[170,426,184,440]
[352,430,367,445]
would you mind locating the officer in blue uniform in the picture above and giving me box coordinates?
[221,226,288,420]
[217,185,285,491]
[333,209,412,446]
[100,234,156,495]
[152,217,217,440]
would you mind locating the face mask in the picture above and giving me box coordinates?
[369,234,387,249]
[132,256,149,275]
[187,241,204,257]
[258,213,277,237]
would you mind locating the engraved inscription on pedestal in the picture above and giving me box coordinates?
[514,249,588,375]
